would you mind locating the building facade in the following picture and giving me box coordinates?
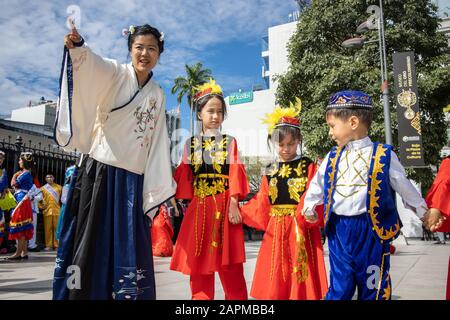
[222,19,298,159]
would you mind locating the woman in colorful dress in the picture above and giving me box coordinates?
[7,152,36,260]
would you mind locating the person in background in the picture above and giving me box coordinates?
[39,174,62,251]
[55,161,76,241]
[6,152,36,260]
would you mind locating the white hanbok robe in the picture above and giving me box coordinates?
[55,41,176,217]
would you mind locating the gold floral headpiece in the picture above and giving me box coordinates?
[193,78,223,103]
[262,97,302,134]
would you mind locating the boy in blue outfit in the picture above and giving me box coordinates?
[303,90,430,300]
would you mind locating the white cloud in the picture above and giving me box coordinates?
[0,0,297,115]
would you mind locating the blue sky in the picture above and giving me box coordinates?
[0,0,448,132]
[0,0,298,130]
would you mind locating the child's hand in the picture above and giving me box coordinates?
[173,206,180,217]
[302,207,318,224]
[229,197,242,224]
[421,208,444,231]
[171,198,180,217]
[430,217,446,232]
[304,212,318,224]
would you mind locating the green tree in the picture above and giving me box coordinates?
[171,62,212,133]
[276,0,450,190]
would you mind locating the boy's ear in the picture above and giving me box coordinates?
[349,115,359,130]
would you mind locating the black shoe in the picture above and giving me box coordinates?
[434,240,443,245]
[21,255,29,259]
[5,255,22,260]
[28,247,41,252]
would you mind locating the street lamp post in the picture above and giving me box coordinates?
[342,0,393,146]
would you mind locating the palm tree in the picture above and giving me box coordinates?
[171,62,212,134]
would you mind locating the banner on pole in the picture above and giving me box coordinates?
[392,51,425,167]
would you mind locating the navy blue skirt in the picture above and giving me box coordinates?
[53,157,155,300]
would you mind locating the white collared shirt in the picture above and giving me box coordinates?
[304,136,428,218]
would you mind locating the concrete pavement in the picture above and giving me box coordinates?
[0,238,448,300]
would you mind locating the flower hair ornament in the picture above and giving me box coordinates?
[193,78,223,105]
[122,25,136,38]
[262,97,303,134]
[20,152,34,162]
[122,25,165,42]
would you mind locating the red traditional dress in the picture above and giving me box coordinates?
[9,170,34,240]
[425,156,450,300]
[151,204,174,257]
[170,134,250,300]
[241,157,328,300]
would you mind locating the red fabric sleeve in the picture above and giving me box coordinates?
[297,162,325,228]
[241,175,271,231]
[174,141,194,200]
[425,158,450,232]
[228,138,250,200]
[33,177,41,188]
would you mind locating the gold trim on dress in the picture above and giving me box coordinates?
[194,178,227,198]
[287,177,308,202]
[269,204,297,217]
[197,174,229,179]
[293,217,309,283]
[278,164,292,178]
[376,252,391,300]
[9,218,33,227]
[269,177,278,204]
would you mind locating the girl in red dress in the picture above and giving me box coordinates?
[423,155,450,299]
[170,79,250,300]
[240,98,328,300]
[151,204,174,257]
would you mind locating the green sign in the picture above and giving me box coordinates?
[229,91,253,105]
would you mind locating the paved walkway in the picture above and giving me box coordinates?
[0,239,448,300]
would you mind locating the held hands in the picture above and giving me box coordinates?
[421,208,446,232]
[302,208,318,224]
[170,198,180,217]
[64,19,82,49]
[228,196,242,225]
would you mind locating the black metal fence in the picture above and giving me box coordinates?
[0,135,78,186]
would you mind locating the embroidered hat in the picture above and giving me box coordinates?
[262,97,302,134]
[193,78,223,103]
[327,90,373,110]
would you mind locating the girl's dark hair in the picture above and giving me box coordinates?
[196,94,227,118]
[20,154,37,178]
[326,108,373,128]
[267,125,302,151]
[128,24,164,54]
[0,150,5,169]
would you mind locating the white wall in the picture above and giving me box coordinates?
[10,103,56,126]
[222,89,276,158]
[267,21,297,90]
